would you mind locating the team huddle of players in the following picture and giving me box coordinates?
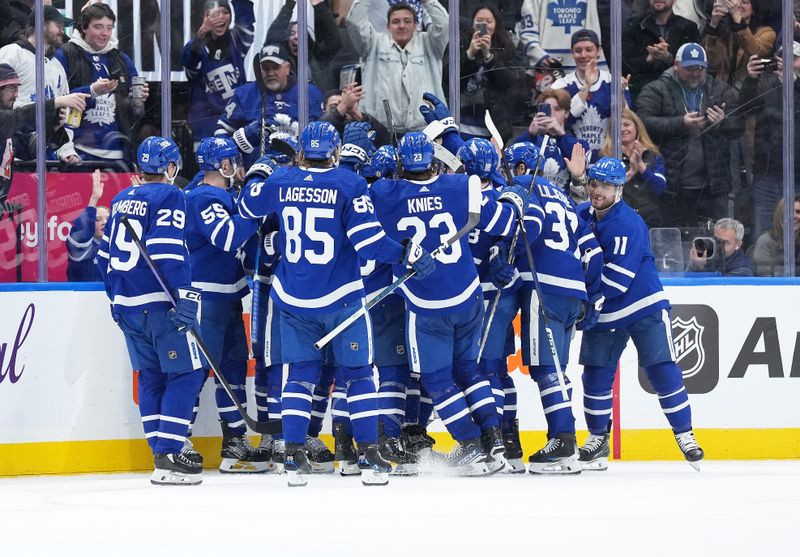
[96,95,704,487]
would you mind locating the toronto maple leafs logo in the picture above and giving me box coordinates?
[547,0,587,35]
[577,105,606,151]
[84,94,117,126]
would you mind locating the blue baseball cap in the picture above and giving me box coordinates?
[676,43,707,68]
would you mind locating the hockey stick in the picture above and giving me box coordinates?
[250,229,262,344]
[314,175,483,350]
[120,216,281,435]
[382,99,404,174]
[479,112,569,401]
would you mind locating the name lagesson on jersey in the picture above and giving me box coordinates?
[279,186,338,204]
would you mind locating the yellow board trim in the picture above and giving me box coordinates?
[1,429,799,477]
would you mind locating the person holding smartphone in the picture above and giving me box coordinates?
[459,4,517,142]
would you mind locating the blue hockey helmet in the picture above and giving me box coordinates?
[587,156,627,186]
[196,136,241,171]
[361,145,398,179]
[398,132,434,172]
[458,138,498,179]
[300,121,341,160]
[504,141,541,172]
[137,136,182,175]
[268,132,298,165]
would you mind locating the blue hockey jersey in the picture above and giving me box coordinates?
[514,174,587,302]
[66,206,102,281]
[182,0,255,140]
[511,131,590,197]
[238,165,405,314]
[576,200,670,329]
[97,182,191,313]
[370,174,516,316]
[185,184,258,301]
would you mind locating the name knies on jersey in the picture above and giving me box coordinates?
[407,196,443,214]
[279,186,338,205]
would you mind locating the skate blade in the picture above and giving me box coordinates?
[529,457,582,475]
[273,462,285,475]
[389,463,419,476]
[286,470,307,487]
[687,460,701,472]
[579,457,608,471]
[486,459,506,475]
[338,462,362,476]
[504,458,527,474]
[360,469,390,486]
[449,461,490,477]
[150,469,202,486]
[309,461,336,474]
[219,458,269,474]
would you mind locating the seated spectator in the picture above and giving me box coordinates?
[217,42,323,165]
[637,43,742,228]
[739,47,800,236]
[320,82,391,146]
[181,0,255,146]
[512,87,590,202]
[0,5,82,163]
[54,3,150,163]
[704,0,775,86]
[688,217,756,275]
[0,0,51,47]
[622,0,701,99]
[551,28,631,151]
[66,169,108,281]
[592,107,667,228]
[459,3,517,142]
[346,0,448,134]
[753,196,800,276]
[519,0,605,72]
[265,0,341,93]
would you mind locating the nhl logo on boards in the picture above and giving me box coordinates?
[638,305,719,394]
[168,350,178,360]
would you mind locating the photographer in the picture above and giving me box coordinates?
[688,217,755,275]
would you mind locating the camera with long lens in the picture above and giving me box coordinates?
[693,236,720,259]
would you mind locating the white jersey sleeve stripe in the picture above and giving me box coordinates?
[606,262,636,278]
[353,230,386,252]
[601,274,627,293]
[146,237,184,246]
[347,221,381,237]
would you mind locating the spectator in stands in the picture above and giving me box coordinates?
[740,47,800,236]
[688,217,756,275]
[54,3,149,163]
[66,169,108,281]
[551,28,631,151]
[512,87,590,202]
[591,107,668,228]
[622,0,701,99]
[320,81,391,146]
[637,43,742,228]
[346,0,449,134]
[217,42,323,164]
[704,0,775,86]
[0,0,53,47]
[459,0,522,34]
[265,0,341,93]
[519,0,605,72]
[459,3,517,142]
[181,0,255,146]
[0,5,82,163]
[753,196,800,276]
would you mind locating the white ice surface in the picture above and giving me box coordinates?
[1,461,799,556]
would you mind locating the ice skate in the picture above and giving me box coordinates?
[151,452,203,486]
[180,437,203,466]
[284,444,312,487]
[305,435,335,474]
[446,438,494,477]
[402,424,445,466]
[358,444,392,486]
[578,433,610,471]
[219,423,270,473]
[675,430,704,471]
[378,435,418,476]
[528,433,581,475]
[254,434,277,473]
[481,426,507,473]
[502,419,526,474]
[333,423,360,476]
[272,438,286,474]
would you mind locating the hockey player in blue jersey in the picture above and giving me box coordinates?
[576,157,704,471]
[185,136,270,473]
[238,120,436,487]
[96,136,205,485]
[182,0,256,143]
[67,170,109,281]
[369,132,530,476]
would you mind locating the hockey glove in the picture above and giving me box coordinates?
[169,287,202,334]
[576,292,604,331]
[341,122,377,162]
[498,183,530,219]
[419,93,457,137]
[488,241,515,290]
[245,155,277,183]
[263,230,279,256]
[232,120,262,154]
[401,239,436,280]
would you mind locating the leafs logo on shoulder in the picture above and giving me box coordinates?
[547,0,587,34]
